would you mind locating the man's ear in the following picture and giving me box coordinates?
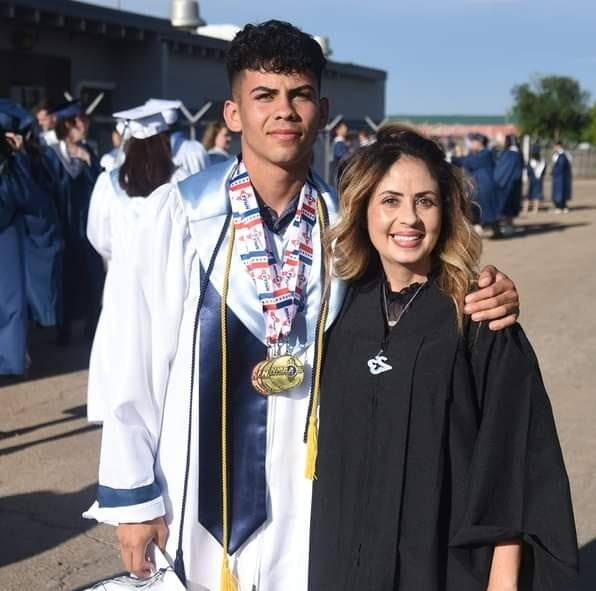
[318,97,330,131]
[224,99,242,133]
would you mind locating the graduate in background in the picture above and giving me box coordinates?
[144,98,210,175]
[0,100,62,330]
[0,108,61,375]
[202,121,233,165]
[523,145,546,216]
[494,134,524,236]
[551,141,572,213]
[330,120,349,183]
[87,102,190,421]
[99,121,126,172]
[33,101,58,147]
[46,99,103,345]
[452,133,500,237]
[310,125,578,591]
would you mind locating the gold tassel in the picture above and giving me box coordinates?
[304,414,319,480]
[220,554,238,591]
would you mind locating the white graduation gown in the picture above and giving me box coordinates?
[86,166,189,421]
[84,159,346,591]
[171,131,210,175]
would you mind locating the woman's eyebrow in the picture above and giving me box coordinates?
[377,190,438,197]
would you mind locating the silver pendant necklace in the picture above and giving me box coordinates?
[367,281,426,375]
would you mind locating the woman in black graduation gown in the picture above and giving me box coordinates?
[309,125,577,591]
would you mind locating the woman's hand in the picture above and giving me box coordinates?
[4,132,24,152]
[464,265,519,330]
[116,516,169,578]
[486,541,521,591]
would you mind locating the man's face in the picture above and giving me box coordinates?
[36,109,55,131]
[224,69,328,171]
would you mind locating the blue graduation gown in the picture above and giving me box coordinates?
[44,144,104,334]
[494,148,524,218]
[22,149,63,326]
[527,160,545,201]
[454,149,499,225]
[0,153,59,374]
[551,153,572,207]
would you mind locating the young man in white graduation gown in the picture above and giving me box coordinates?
[85,20,520,591]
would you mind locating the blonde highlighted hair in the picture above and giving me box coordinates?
[327,124,482,329]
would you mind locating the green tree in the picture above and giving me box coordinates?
[511,75,590,142]
[583,103,596,145]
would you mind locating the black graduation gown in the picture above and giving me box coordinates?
[309,277,578,591]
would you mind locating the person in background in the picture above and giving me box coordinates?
[202,121,233,165]
[1,100,62,333]
[551,141,572,213]
[331,120,349,182]
[0,106,61,376]
[144,98,210,175]
[46,99,104,345]
[87,102,189,421]
[452,133,500,237]
[33,101,58,147]
[494,134,524,236]
[523,145,546,216]
[99,121,126,172]
[310,124,578,591]
[358,127,373,147]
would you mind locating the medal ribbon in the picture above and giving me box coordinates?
[229,161,317,347]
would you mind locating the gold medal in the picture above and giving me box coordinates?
[251,354,305,396]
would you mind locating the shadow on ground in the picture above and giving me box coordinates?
[0,484,98,568]
[492,221,590,241]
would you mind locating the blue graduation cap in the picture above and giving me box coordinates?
[51,99,82,122]
[0,99,35,133]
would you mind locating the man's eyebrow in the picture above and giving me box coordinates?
[290,84,317,94]
[250,86,278,94]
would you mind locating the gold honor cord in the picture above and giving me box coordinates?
[217,196,329,588]
[219,222,237,591]
[304,197,330,480]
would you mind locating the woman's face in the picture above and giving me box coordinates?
[68,117,86,143]
[215,126,231,151]
[366,156,442,283]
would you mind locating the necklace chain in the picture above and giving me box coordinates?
[382,281,426,329]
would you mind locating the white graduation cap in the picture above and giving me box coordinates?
[112,102,173,140]
[144,98,183,125]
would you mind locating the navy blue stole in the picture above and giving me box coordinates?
[198,276,268,554]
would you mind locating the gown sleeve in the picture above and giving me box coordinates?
[87,171,114,260]
[450,322,578,588]
[84,182,193,524]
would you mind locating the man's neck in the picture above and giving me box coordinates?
[243,152,310,216]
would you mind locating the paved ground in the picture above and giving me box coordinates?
[1,181,595,590]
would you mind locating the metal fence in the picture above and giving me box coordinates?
[565,148,596,179]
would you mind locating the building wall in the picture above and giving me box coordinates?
[1,6,386,158]
[323,71,385,122]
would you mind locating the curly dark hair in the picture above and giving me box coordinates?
[226,20,326,91]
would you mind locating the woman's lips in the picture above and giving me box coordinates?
[390,233,424,248]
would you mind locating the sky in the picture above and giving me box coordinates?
[86,0,596,116]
